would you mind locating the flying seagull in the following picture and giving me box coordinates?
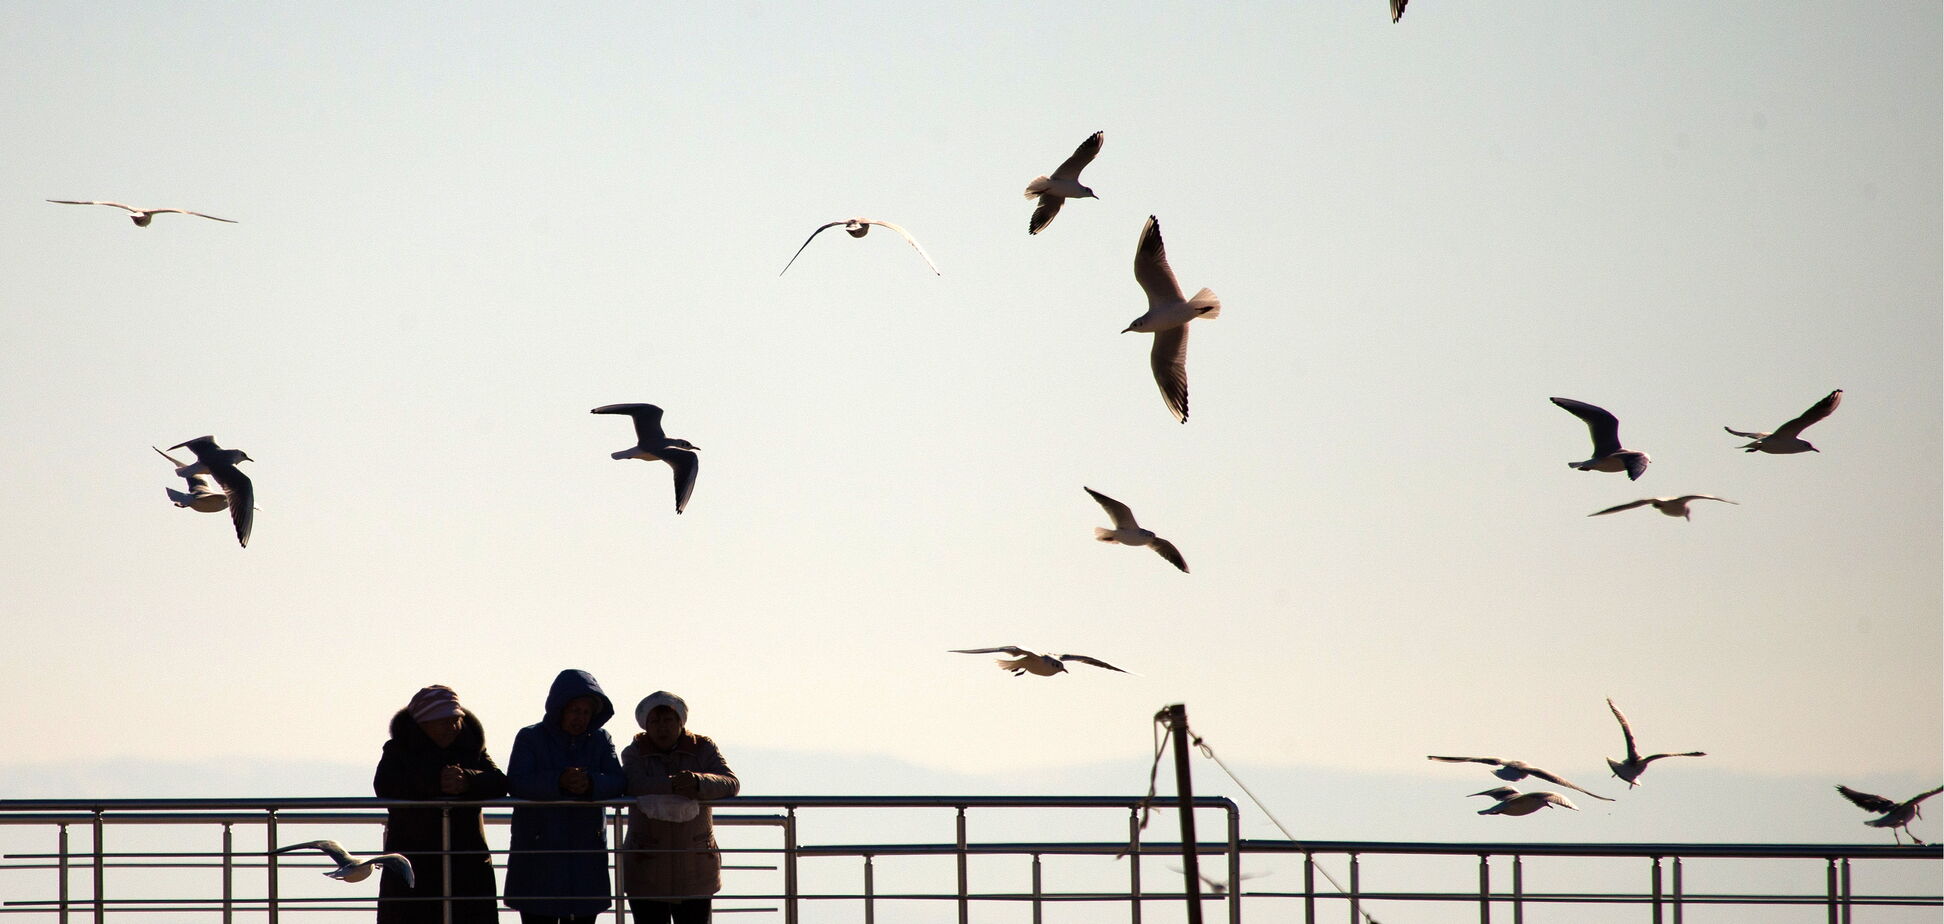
[1835,784,1943,846]
[1588,495,1737,521]
[153,446,229,513]
[1604,698,1706,786]
[1125,216,1221,423]
[273,840,414,888]
[949,646,1128,677]
[167,436,254,547]
[1085,486,1188,573]
[779,218,939,275]
[1390,0,1408,22]
[1725,388,1843,454]
[1024,131,1102,234]
[47,200,236,226]
[1471,787,1578,816]
[1427,755,1616,801]
[591,404,699,514]
[1169,867,1266,895]
[1551,397,1651,480]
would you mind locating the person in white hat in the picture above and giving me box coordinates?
[620,691,740,924]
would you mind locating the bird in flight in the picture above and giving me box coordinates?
[153,446,230,513]
[273,840,415,888]
[1169,867,1266,895]
[166,436,254,547]
[1124,216,1221,423]
[779,218,939,275]
[591,404,700,514]
[1551,397,1651,480]
[1604,698,1706,787]
[1471,787,1578,816]
[1085,487,1188,573]
[1427,755,1615,801]
[1725,389,1843,454]
[1588,495,1737,521]
[1024,131,1102,234]
[47,200,236,227]
[949,646,1128,677]
[1390,0,1408,22]
[1835,784,1942,845]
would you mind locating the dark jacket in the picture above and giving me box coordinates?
[620,731,739,901]
[373,708,509,924]
[503,670,627,916]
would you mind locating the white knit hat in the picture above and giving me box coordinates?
[634,691,688,729]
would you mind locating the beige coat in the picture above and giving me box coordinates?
[620,732,740,900]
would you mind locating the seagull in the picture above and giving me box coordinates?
[1725,389,1843,454]
[949,646,1128,677]
[273,840,414,888]
[1551,397,1651,480]
[1125,216,1221,423]
[1390,0,1408,22]
[1604,698,1706,786]
[46,200,236,226]
[1835,784,1943,845]
[1588,495,1737,521]
[166,436,254,547]
[1085,487,1188,573]
[153,446,229,513]
[1169,867,1266,895]
[1024,131,1102,234]
[1427,755,1616,801]
[591,404,699,514]
[1471,787,1579,816]
[779,218,939,275]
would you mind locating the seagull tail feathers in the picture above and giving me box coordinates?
[1024,176,1052,198]
[1093,527,1119,543]
[1188,288,1221,318]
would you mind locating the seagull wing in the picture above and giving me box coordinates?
[1429,755,1507,767]
[169,436,220,458]
[153,446,189,468]
[47,200,138,212]
[1391,0,1408,22]
[592,403,667,445]
[860,220,940,275]
[375,854,416,888]
[1060,653,1130,673]
[1676,495,1737,505]
[1909,786,1944,808]
[1522,765,1615,801]
[1149,325,1191,423]
[1589,499,1653,517]
[1028,196,1065,235]
[1149,537,1189,573]
[1051,131,1104,180]
[1723,426,1770,440]
[1551,397,1622,457]
[216,465,254,548]
[142,208,237,223]
[1641,751,1707,764]
[951,646,1035,657]
[659,447,698,514]
[1607,698,1641,762]
[1084,487,1139,529]
[779,221,847,275]
[277,840,354,865]
[1133,215,1185,306]
[1836,785,1899,814]
[1773,388,1842,439]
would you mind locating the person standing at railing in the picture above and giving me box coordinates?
[373,684,510,924]
[505,669,627,924]
[620,692,740,924]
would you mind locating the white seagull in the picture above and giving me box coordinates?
[1125,216,1221,423]
[591,404,699,514]
[166,436,254,547]
[1471,787,1579,816]
[1835,784,1943,846]
[153,446,229,513]
[47,200,236,226]
[1085,487,1188,573]
[1551,397,1651,480]
[273,840,414,888]
[1428,755,1615,801]
[1604,698,1706,787]
[1024,131,1103,234]
[949,646,1129,677]
[1588,495,1737,521]
[1725,388,1843,454]
[779,218,939,275]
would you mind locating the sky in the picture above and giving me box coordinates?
[1,0,1939,888]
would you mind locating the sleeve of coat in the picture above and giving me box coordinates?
[586,730,627,800]
[504,726,561,799]
[463,747,510,799]
[373,739,438,799]
[693,738,741,801]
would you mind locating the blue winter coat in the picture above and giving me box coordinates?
[503,669,627,916]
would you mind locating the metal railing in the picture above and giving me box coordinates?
[3,797,1938,923]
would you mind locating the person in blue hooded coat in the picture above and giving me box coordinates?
[504,669,627,924]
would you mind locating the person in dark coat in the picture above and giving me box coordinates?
[373,684,509,924]
[504,669,627,924]
[620,692,739,924]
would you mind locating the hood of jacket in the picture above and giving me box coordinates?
[542,668,615,731]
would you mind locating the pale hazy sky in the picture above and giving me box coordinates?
[1,0,1938,854]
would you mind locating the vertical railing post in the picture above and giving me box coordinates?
[1825,857,1838,924]
[89,810,103,924]
[443,806,455,924]
[266,809,278,924]
[1348,853,1360,924]
[1127,808,1143,924]
[57,823,70,924]
[610,806,625,924]
[1226,804,1241,924]
[222,822,234,924]
[1303,851,1316,924]
[862,853,875,924]
[954,805,969,924]
[1512,854,1523,924]
[1672,856,1683,924]
[1031,852,1043,924]
[782,807,798,924]
[1165,704,1203,924]
[1651,856,1664,924]
[1840,857,1852,924]
[1477,854,1491,924]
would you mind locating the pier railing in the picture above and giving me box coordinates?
[2,797,1938,923]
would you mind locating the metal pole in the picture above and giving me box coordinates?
[1825,858,1838,924]
[1031,852,1044,924]
[610,807,625,924]
[863,854,875,924]
[266,809,278,924]
[1477,854,1490,924]
[90,810,103,924]
[1165,703,1203,924]
[1651,856,1663,924]
[57,823,69,924]
[1304,852,1316,924]
[443,806,455,924]
[1226,804,1241,924]
[783,807,799,924]
[1512,854,1523,924]
[1672,856,1683,924]
[1348,854,1360,924]
[955,805,970,924]
[1839,857,1851,924]
[222,823,234,924]
[1128,808,1143,924]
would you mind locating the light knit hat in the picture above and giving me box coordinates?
[634,691,688,729]
[407,685,462,722]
